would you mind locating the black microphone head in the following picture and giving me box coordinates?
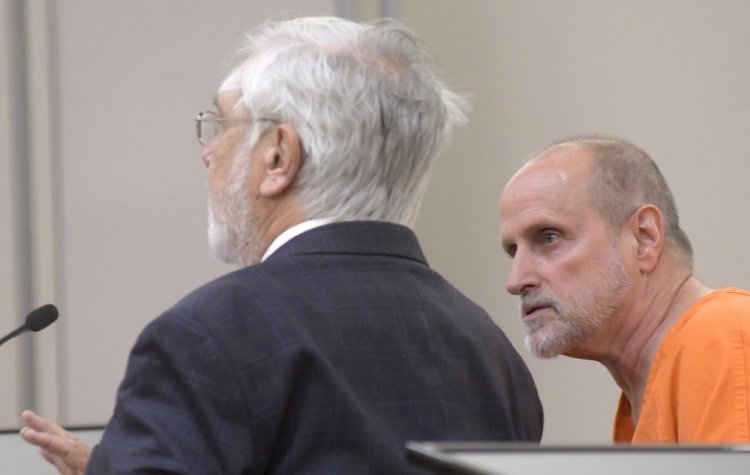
[25,304,59,332]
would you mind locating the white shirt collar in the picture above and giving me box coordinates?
[261,218,336,262]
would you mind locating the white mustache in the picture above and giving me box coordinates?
[520,293,559,316]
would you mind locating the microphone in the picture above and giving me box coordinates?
[0,304,59,347]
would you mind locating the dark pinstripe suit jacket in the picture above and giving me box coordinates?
[87,221,542,474]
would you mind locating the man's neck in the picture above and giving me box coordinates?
[240,196,307,266]
[601,271,710,422]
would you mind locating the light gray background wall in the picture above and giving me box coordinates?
[0,0,24,425]
[2,0,749,446]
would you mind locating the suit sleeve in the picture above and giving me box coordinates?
[86,310,254,474]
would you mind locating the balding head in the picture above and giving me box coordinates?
[528,136,693,267]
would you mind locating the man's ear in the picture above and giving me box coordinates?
[259,124,303,197]
[628,204,665,273]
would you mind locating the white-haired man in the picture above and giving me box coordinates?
[499,135,750,443]
[21,17,542,474]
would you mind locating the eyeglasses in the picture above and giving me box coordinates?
[194,110,278,147]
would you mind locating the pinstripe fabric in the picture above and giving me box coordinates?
[87,221,542,474]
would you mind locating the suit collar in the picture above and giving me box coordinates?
[267,221,427,265]
[262,218,335,262]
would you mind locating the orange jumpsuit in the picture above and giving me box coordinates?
[613,288,750,443]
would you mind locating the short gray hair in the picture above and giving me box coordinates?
[546,135,693,266]
[218,16,467,226]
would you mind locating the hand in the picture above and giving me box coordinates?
[20,410,92,475]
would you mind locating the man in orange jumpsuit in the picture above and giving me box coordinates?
[499,135,750,443]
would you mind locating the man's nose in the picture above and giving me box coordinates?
[201,143,215,167]
[505,249,539,296]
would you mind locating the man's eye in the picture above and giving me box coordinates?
[542,232,559,244]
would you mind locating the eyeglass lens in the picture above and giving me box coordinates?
[201,121,223,146]
[196,111,218,146]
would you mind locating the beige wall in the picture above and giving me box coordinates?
[0,0,60,427]
[3,0,750,445]
[0,0,24,428]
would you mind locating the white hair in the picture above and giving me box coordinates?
[218,16,468,226]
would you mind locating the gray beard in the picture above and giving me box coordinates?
[521,250,633,358]
[207,204,241,264]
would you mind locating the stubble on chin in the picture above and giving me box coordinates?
[520,252,633,359]
[523,310,596,359]
[520,297,586,359]
[207,198,266,266]
[207,204,241,264]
